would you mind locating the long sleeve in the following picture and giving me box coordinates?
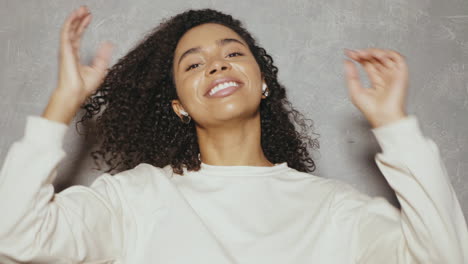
[0,116,125,263]
[329,115,468,263]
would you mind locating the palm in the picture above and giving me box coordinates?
[344,48,408,128]
[58,6,113,102]
[79,50,112,96]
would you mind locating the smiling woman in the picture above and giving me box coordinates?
[0,5,467,264]
[79,8,320,175]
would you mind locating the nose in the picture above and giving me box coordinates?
[206,59,231,76]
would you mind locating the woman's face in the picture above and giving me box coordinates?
[172,23,265,127]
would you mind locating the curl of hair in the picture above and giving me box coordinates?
[77,8,320,176]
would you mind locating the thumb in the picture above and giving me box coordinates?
[91,41,114,72]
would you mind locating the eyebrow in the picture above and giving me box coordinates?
[177,38,246,68]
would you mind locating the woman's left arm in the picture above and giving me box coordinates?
[336,48,468,263]
[330,115,468,263]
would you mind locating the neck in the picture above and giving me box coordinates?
[195,112,273,167]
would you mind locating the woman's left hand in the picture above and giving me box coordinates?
[343,48,409,129]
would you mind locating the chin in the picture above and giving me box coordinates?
[212,101,261,122]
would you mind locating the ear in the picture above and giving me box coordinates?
[171,99,185,119]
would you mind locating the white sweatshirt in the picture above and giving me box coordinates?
[0,114,467,264]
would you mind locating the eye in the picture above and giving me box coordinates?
[185,52,244,72]
[227,52,244,58]
[186,63,200,72]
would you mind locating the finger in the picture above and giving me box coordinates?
[348,48,379,62]
[75,13,92,41]
[60,6,88,56]
[369,57,386,73]
[344,49,360,61]
[60,9,84,67]
[72,12,92,55]
[359,48,386,60]
[70,7,91,46]
[386,49,407,70]
[345,49,384,70]
[361,58,384,89]
[345,49,385,73]
[91,42,114,72]
[360,48,397,70]
[376,49,398,70]
[344,59,366,97]
[70,6,90,33]
[60,8,80,45]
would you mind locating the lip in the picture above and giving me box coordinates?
[207,84,242,98]
[204,76,244,97]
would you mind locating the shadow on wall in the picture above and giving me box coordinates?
[54,109,101,193]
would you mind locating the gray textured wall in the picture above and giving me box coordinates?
[1,0,467,220]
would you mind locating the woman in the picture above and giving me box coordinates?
[0,5,467,263]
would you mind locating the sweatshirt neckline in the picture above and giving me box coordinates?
[198,161,290,177]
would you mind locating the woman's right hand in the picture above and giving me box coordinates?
[57,5,113,103]
[43,6,114,124]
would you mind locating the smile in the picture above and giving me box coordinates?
[206,81,242,98]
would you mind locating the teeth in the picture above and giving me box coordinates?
[208,81,239,96]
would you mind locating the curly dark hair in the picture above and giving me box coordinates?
[77,8,320,176]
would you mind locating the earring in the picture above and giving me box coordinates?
[180,109,191,124]
[262,83,269,97]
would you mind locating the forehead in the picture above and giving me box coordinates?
[175,23,245,53]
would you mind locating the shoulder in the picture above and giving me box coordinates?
[110,163,170,185]
[282,168,374,203]
[278,167,371,200]
[277,168,355,206]
[282,167,342,192]
[326,178,399,224]
[96,163,174,207]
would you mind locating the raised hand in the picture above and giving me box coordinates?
[43,6,114,124]
[57,5,114,103]
[343,48,409,129]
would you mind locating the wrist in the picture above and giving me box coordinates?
[41,89,83,125]
[53,87,85,107]
[369,112,408,129]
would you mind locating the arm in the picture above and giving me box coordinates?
[329,115,468,263]
[0,115,125,263]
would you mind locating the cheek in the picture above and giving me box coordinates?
[234,61,262,86]
[178,73,205,105]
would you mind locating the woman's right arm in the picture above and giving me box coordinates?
[0,115,125,263]
[43,5,113,126]
[0,6,122,263]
